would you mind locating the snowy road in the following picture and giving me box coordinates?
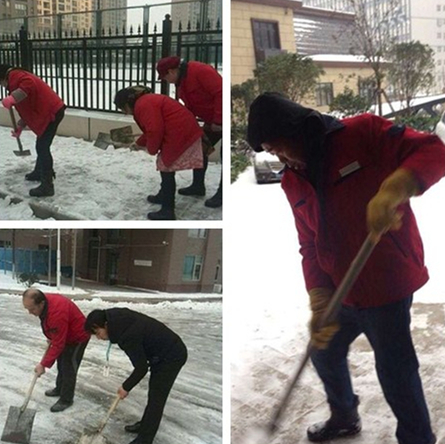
[0,126,222,220]
[228,167,445,444]
[0,294,222,444]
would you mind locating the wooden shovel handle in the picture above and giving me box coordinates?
[9,108,25,152]
[96,394,120,434]
[268,232,380,433]
[20,343,51,412]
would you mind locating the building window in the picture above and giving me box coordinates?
[251,19,281,64]
[188,229,207,239]
[439,33,442,39]
[438,4,442,11]
[214,259,221,281]
[315,83,334,106]
[183,255,203,281]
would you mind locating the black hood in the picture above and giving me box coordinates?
[247,92,326,152]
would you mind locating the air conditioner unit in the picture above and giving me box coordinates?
[213,283,222,293]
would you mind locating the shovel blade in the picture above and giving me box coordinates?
[13,150,31,157]
[76,432,107,444]
[110,125,134,144]
[94,133,113,150]
[1,406,36,444]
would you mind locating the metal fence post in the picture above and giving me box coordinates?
[141,5,150,85]
[19,26,31,70]
[161,14,172,96]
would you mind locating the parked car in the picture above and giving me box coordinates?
[253,151,285,184]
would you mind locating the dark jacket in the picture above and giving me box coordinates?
[39,293,90,368]
[106,308,187,392]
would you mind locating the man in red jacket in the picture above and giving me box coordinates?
[0,64,66,197]
[247,92,445,444]
[157,56,223,208]
[22,289,90,412]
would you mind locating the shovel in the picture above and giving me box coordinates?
[242,232,381,444]
[1,373,40,444]
[76,394,120,444]
[94,126,141,150]
[9,108,31,157]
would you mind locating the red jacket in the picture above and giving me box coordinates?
[134,94,203,167]
[282,113,445,308]
[40,293,90,368]
[178,61,222,125]
[7,70,65,137]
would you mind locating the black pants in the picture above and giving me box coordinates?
[35,106,66,174]
[55,340,88,403]
[138,357,187,444]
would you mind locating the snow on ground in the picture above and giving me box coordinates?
[0,125,222,220]
[0,293,222,444]
[228,167,445,444]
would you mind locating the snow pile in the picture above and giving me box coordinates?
[0,126,222,220]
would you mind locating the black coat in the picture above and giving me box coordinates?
[106,308,187,391]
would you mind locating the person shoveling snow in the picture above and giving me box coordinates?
[84,308,187,444]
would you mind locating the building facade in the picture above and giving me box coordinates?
[171,0,222,31]
[0,229,222,293]
[304,0,445,91]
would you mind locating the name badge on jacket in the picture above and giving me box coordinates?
[339,161,361,178]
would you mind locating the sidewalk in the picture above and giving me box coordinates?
[0,274,222,304]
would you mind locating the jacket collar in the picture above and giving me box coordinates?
[323,114,345,134]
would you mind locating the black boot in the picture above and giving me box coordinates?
[25,169,41,181]
[29,170,54,197]
[148,172,176,220]
[205,182,222,208]
[307,399,361,442]
[147,207,176,220]
[124,421,141,434]
[147,189,163,205]
[179,164,207,196]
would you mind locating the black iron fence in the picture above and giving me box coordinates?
[0,2,222,112]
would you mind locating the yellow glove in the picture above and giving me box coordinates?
[367,168,419,241]
[309,287,339,350]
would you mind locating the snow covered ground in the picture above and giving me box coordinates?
[0,288,222,444]
[228,166,445,444]
[0,125,222,220]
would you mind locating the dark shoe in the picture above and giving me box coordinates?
[45,388,60,397]
[124,421,141,434]
[307,418,361,442]
[147,191,163,204]
[147,208,176,220]
[25,170,41,181]
[50,399,73,412]
[204,189,222,208]
[178,184,205,197]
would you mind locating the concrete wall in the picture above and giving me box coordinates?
[0,107,221,162]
